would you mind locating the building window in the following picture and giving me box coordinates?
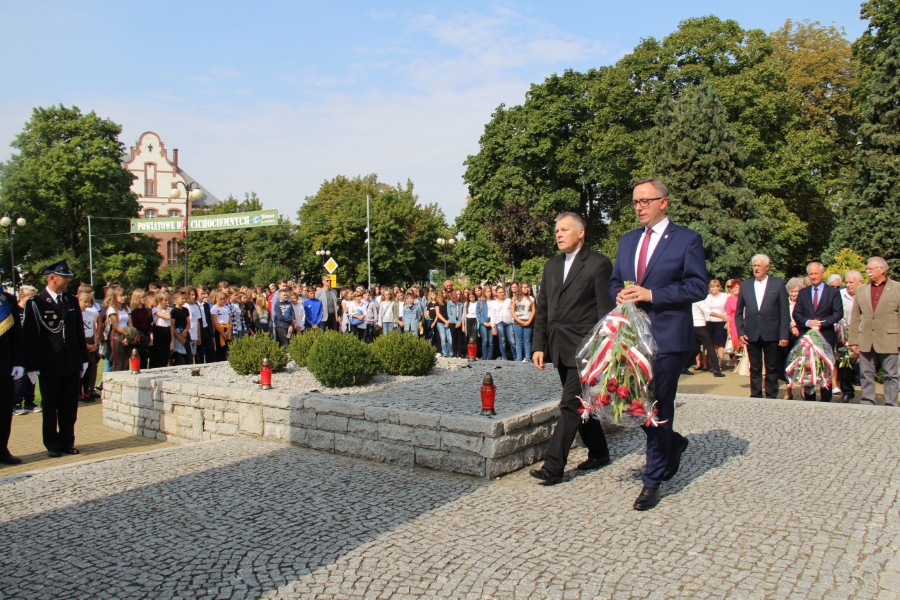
[144,163,157,197]
[166,239,179,266]
[144,209,157,218]
[168,209,181,217]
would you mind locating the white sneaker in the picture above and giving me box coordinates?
[833,387,842,395]
[436,352,442,357]
[31,406,42,413]
[13,408,28,416]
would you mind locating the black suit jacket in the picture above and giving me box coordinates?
[0,292,24,374]
[792,284,843,347]
[23,290,88,376]
[533,246,614,367]
[735,276,791,343]
[202,301,215,339]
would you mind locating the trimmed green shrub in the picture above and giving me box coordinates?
[227,333,289,375]
[372,331,437,376]
[287,328,324,367]
[306,331,380,387]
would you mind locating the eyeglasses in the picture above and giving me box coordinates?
[631,197,664,208]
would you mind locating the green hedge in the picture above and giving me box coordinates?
[227,333,289,375]
[287,328,323,367]
[372,331,437,376]
[306,331,380,387]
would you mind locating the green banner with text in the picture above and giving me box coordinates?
[130,209,280,233]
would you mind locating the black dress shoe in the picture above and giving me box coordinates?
[712,370,725,378]
[0,454,21,465]
[841,394,854,403]
[576,456,611,471]
[662,438,689,481]
[61,448,80,455]
[529,467,563,486]
[633,486,660,511]
[48,450,62,458]
[680,369,694,376]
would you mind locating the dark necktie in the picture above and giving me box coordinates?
[637,229,653,285]
[813,286,819,311]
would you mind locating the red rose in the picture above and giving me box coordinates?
[598,393,611,406]
[606,379,618,393]
[616,385,630,398]
[629,400,646,415]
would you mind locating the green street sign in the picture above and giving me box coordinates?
[130,209,279,233]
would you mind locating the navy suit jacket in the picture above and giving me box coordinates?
[792,284,843,347]
[609,221,708,354]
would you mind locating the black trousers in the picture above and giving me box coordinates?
[196,329,216,364]
[323,313,339,331]
[685,325,720,371]
[450,324,466,357]
[81,351,99,396]
[40,373,80,452]
[150,326,171,368]
[748,339,780,398]
[0,376,14,456]
[542,363,609,477]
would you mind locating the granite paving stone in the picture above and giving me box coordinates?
[1,395,900,598]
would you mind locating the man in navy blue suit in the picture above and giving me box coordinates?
[610,178,708,511]
[792,261,843,402]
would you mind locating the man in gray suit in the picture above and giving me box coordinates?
[315,276,340,331]
[849,257,900,406]
[735,254,791,398]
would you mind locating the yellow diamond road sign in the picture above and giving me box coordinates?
[324,257,339,274]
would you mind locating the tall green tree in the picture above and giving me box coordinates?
[829,35,900,272]
[0,105,160,286]
[651,81,773,279]
[296,175,446,286]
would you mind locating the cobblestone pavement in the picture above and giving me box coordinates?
[3,394,900,599]
[2,402,172,477]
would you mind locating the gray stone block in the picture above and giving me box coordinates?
[305,396,366,417]
[358,439,415,466]
[486,449,527,478]
[529,403,560,425]
[316,413,349,432]
[440,431,484,455]
[439,414,503,438]
[442,452,486,477]
[238,403,264,436]
[347,418,379,440]
[364,406,400,423]
[289,427,310,447]
[413,428,441,449]
[482,422,553,458]
[501,411,533,434]
[414,448,446,470]
[263,406,289,424]
[308,430,335,451]
[378,422,415,443]
[398,410,441,429]
[333,432,365,457]
[264,422,289,441]
[291,409,317,429]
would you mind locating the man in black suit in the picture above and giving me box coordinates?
[792,261,844,402]
[0,268,26,465]
[23,261,88,457]
[194,286,217,364]
[735,254,791,398]
[529,212,614,485]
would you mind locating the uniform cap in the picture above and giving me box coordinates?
[42,260,73,277]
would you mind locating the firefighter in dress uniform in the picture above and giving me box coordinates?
[0,267,25,465]
[23,261,88,457]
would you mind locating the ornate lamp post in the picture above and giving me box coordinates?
[315,248,331,267]
[0,213,26,293]
[168,182,204,286]
[436,236,456,274]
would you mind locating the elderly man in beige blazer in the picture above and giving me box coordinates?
[849,257,900,406]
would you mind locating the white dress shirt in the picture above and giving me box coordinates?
[754,276,768,310]
[633,217,669,281]
[44,286,60,303]
[563,246,581,282]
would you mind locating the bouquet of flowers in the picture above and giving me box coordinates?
[575,298,662,428]
[785,329,835,391]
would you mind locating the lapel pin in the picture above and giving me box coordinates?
[664,235,668,239]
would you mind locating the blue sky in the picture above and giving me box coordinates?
[0,1,867,222]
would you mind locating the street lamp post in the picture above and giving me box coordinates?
[315,248,331,267]
[169,182,204,287]
[436,236,456,275]
[0,213,26,294]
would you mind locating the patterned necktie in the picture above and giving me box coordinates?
[813,286,819,311]
[637,229,653,285]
